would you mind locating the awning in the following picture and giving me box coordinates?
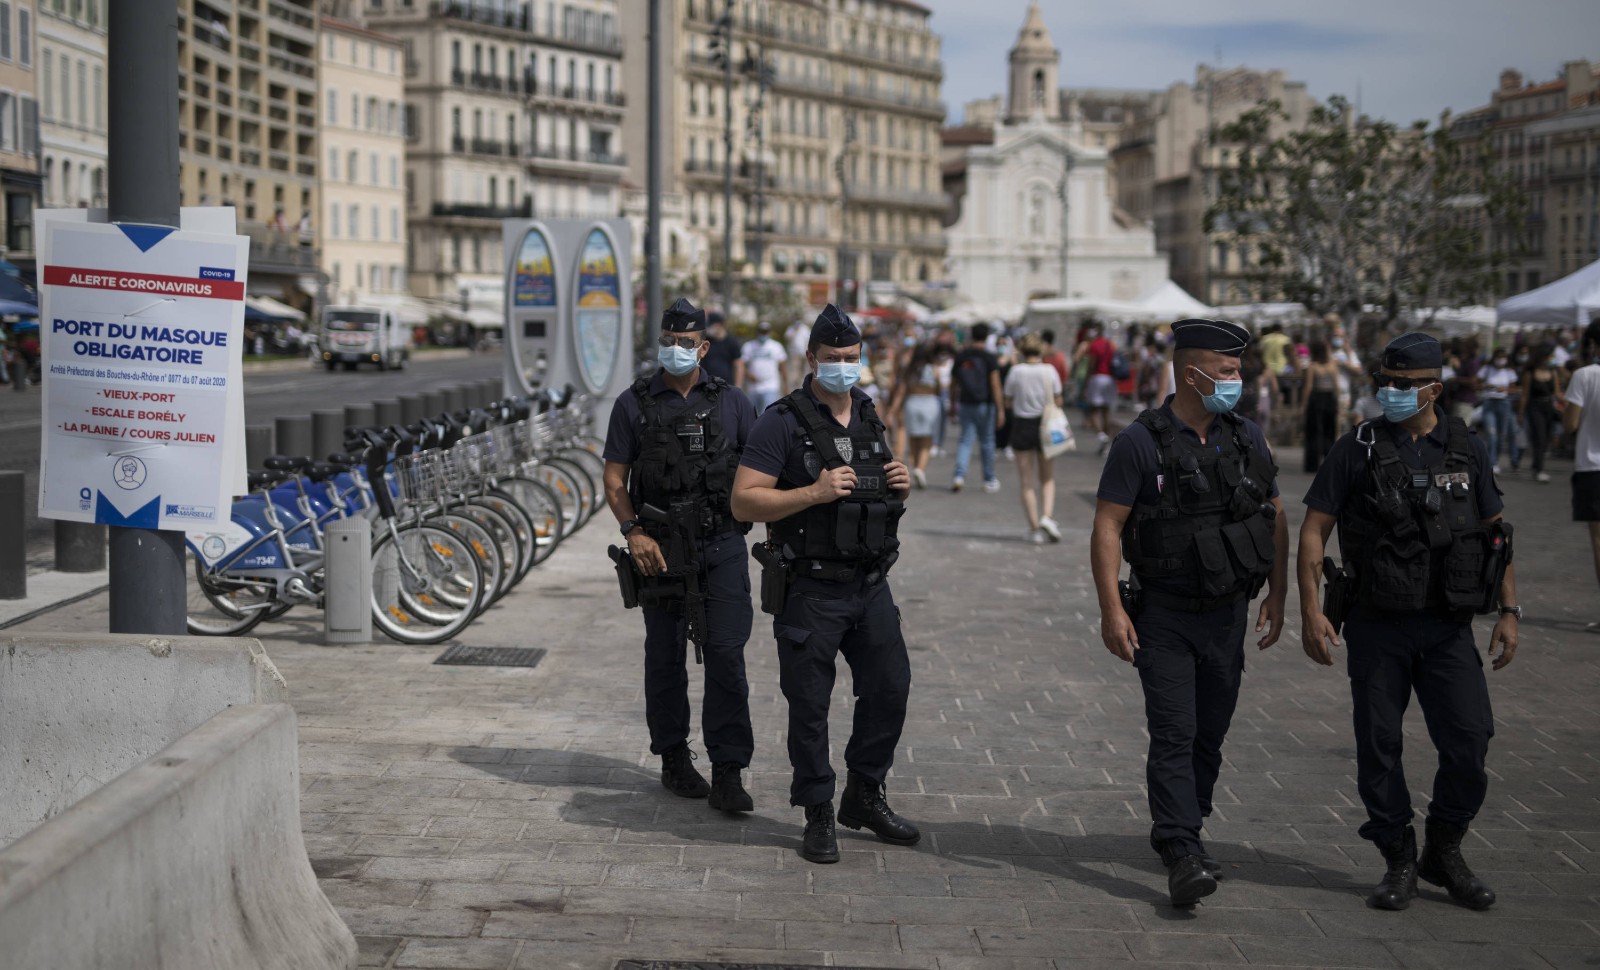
[244,295,306,323]
[452,306,503,330]
[363,293,444,327]
[0,273,37,307]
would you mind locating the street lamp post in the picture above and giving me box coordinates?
[716,0,736,319]
[646,0,663,344]
[1058,151,1075,299]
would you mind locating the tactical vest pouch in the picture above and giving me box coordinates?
[1365,533,1431,612]
[1440,528,1494,613]
[1192,532,1234,597]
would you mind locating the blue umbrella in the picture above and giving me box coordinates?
[10,318,39,331]
[0,299,37,317]
[0,273,34,306]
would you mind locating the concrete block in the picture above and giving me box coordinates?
[0,633,287,845]
[0,703,358,970]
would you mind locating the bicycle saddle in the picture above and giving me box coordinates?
[262,455,314,473]
[248,469,288,489]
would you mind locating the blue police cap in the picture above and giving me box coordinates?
[1171,318,1249,357]
[661,297,706,333]
[812,304,861,347]
[1381,332,1442,370]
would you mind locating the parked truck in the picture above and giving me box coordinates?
[319,306,411,371]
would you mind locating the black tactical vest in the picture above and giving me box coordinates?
[628,375,742,535]
[1121,408,1279,605]
[1338,415,1504,618]
[770,389,903,575]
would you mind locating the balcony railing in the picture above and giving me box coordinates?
[430,200,535,220]
[526,144,626,167]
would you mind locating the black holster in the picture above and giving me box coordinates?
[752,542,791,616]
[608,545,641,609]
[1322,557,1353,633]
[1118,574,1142,619]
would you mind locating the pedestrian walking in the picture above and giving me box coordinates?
[1003,335,1064,543]
[1298,332,1519,913]
[887,340,941,490]
[1075,323,1118,453]
[732,304,918,865]
[950,322,1003,493]
[740,321,789,415]
[1479,348,1519,474]
[701,312,744,387]
[601,297,758,813]
[1518,343,1565,483]
[1091,319,1289,906]
[1301,341,1340,472]
[1562,321,1600,632]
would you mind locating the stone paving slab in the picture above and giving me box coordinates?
[13,438,1600,969]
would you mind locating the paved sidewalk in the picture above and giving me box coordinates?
[15,433,1600,969]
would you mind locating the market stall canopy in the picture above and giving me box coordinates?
[1497,258,1600,327]
[1135,280,1214,320]
[243,295,306,323]
[0,272,37,308]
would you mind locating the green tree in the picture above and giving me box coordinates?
[1207,95,1523,328]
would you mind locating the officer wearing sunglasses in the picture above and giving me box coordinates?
[1092,318,1289,907]
[1299,331,1518,915]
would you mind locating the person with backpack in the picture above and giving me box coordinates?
[949,323,1004,493]
[1075,322,1121,454]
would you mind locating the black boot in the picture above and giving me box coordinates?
[659,743,710,799]
[1368,828,1419,911]
[1199,852,1223,880]
[1166,855,1217,906]
[1418,819,1496,910]
[837,771,921,846]
[708,762,753,813]
[801,801,840,864]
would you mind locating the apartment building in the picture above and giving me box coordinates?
[0,0,40,278]
[361,0,626,307]
[622,0,945,313]
[177,0,322,304]
[317,17,407,305]
[37,0,105,210]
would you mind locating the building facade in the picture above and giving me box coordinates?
[943,4,1166,307]
[317,18,408,305]
[1453,61,1600,297]
[1112,65,1317,305]
[177,0,322,305]
[360,0,626,311]
[38,0,105,212]
[0,0,40,279]
[622,0,945,315]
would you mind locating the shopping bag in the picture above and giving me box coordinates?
[1042,402,1076,459]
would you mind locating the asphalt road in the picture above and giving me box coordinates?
[0,350,507,548]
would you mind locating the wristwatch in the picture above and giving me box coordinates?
[619,518,641,537]
[1498,605,1523,619]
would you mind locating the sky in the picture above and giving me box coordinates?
[926,0,1596,127]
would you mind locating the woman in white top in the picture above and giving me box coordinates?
[1479,348,1521,474]
[1003,335,1066,543]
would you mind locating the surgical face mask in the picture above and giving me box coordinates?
[815,361,861,394]
[1189,366,1243,414]
[1377,385,1433,422]
[658,344,700,376]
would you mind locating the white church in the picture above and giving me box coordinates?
[943,4,1169,308]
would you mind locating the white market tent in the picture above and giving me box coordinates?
[1135,280,1213,319]
[1026,281,1217,323]
[1497,258,1600,327]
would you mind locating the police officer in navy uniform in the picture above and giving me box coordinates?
[602,297,758,812]
[1299,332,1519,912]
[1091,319,1289,906]
[732,305,917,864]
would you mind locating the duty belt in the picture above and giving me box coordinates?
[1139,587,1247,614]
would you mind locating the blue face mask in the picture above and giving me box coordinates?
[1377,385,1430,423]
[815,361,861,394]
[1190,367,1243,414]
[658,344,700,376]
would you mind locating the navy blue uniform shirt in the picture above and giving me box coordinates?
[1096,399,1281,511]
[602,368,755,466]
[1304,408,1503,521]
[740,377,874,488]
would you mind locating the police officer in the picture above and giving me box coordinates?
[731,305,917,864]
[602,297,757,812]
[1091,319,1289,906]
[1299,332,1518,912]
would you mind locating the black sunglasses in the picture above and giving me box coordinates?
[1373,375,1436,391]
[657,335,703,350]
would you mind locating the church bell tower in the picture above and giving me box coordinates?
[1007,2,1060,123]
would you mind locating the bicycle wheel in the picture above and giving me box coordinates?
[474,488,538,588]
[435,510,510,607]
[526,462,585,538]
[186,550,271,636]
[544,455,598,526]
[371,523,486,644]
[499,474,565,566]
[449,502,521,604]
[560,444,605,486]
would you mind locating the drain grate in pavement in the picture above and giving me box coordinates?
[434,644,547,668]
[615,963,884,970]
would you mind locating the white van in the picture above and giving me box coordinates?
[319,305,412,371]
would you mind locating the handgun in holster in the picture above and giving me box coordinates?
[752,540,793,616]
[1118,573,1142,619]
[1322,556,1353,633]
[607,544,641,609]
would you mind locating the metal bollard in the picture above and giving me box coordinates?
[55,521,106,573]
[245,425,275,470]
[421,390,446,419]
[312,409,345,462]
[0,471,24,599]
[374,399,402,427]
[274,415,313,459]
[443,385,467,414]
[399,394,426,424]
[322,516,372,644]
[344,403,376,437]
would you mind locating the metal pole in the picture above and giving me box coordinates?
[752,40,769,280]
[0,471,25,599]
[721,0,735,319]
[646,0,663,345]
[107,0,184,634]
